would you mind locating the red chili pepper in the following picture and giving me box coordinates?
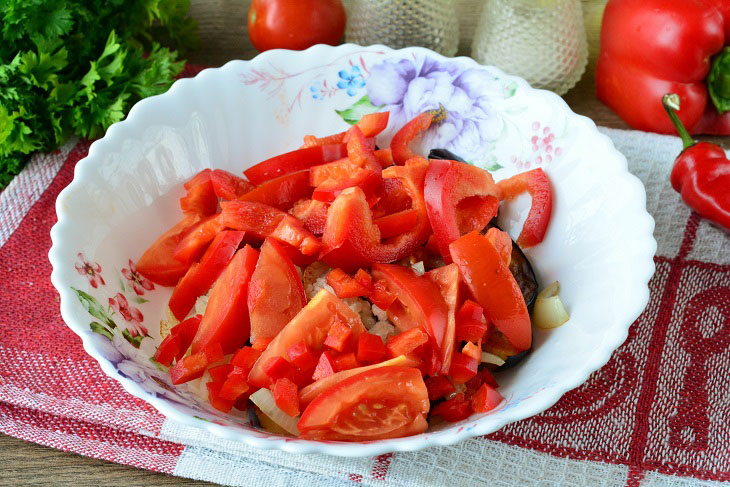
[662,93,730,230]
[496,168,553,248]
[596,0,730,135]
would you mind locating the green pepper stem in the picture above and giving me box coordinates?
[662,94,695,150]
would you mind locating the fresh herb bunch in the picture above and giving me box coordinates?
[0,0,198,189]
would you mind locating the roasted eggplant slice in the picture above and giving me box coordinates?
[428,148,466,162]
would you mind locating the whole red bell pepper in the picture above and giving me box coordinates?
[663,94,730,230]
[597,0,730,135]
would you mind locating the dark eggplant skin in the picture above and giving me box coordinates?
[428,148,467,162]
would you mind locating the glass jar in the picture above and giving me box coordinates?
[345,0,459,57]
[471,0,588,95]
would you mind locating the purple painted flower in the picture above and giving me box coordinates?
[366,56,505,162]
[121,259,154,296]
[74,252,105,288]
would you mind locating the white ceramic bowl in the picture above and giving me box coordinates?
[49,44,656,456]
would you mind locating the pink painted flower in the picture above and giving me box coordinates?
[121,259,154,295]
[74,252,105,288]
[109,293,147,337]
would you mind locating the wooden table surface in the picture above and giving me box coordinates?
[2,2,728,486]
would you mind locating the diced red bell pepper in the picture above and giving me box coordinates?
[170,352,208,385]
[455,299,490,344]
[374,148,394,167]
[325,268,370,299]
[323,318,354,352]
[202,342,224,364]
[191,246,259,355]
[425,263,460,375]
[208,363,234,383]
[180,169,218,216]
[168,230,244,320]
[210,169,254,200]
[136,214,202,287]
[448,352,479,384]
[345,125,382,173]
[374,209,420,239]
[465,368,498,391]
[462,341,481,361]
[471,383,503,413]
[248,238,307,342]
[356,332,387,363]
[333,352,360,372]
[231,346,262,373]
[371,178,412,218]
[262,356,300,385]
[173,214,224,265]
[272,378,300,417]
[385,327,429,358]
[219,372,250,401]
[484,227,512,267]
[238,170,313,211]
[220,200,321,256]
[391,112,434,165]
[425,375,456,401]
[206,381,235,413]
[424,158,500,262]
[169,315,202,360]
[244,144,351,185]
[287,341,319,372]
[312,351,337,381]
[496,168,553,248]
[251,336,274,351]
[354,269,372,291]
[302,112,389,147]
[290,199,329,235]
[369,279,397,310]
[312,169,381,204]
[310,157,359,187]
[450,231,531,351]
[432,393,472,422]
[153,333,182,367]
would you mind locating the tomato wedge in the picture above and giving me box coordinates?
[190,245,259,355]
[180,169,218,216]
[449,231,531,351]
[136,214,201,286]
[425,159,501,262]
[298,366,429,440]
[371,263,448,345]
[244,143,351,185]
[169,231,245,320]
[247,290,366,388]
[238,170,312,211]
[496,168,553,248]
[248,238,307,342]
[425,263,460,374]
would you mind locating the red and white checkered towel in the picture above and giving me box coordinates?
[1,125,729,486]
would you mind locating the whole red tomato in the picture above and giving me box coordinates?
[248,0,346,52]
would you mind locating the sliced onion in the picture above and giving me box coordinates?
[194,293,209,316]
[410,261,425,276]
[159,306,179,338]
[249,388,300,436]
[532,281,570,329]
[481,352,506,366]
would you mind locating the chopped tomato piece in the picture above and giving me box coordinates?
[455,299,491,343]
[247,290,366,388]
[238,170,313,211]
[210,169,254,199]
[448,352,479,384]
[206,381,235,413]
[450,231,531,351]
[333,352,360,371]
[220,200,320,256]
[424,159,500,262]
[248,238,307,342]
[273,378,300,417]
[173,215,224,265]
[385,327,429,358]
[208,364,234,383]
[496,168,553,248]
[432,393,472,422]
[251,336,274,351]
[286,341,319,372]
[425,375,456,401]
[153,333,182,367]
[323,318,354,352]
[425,263,460,375]
[168,230,244,320]
[356,333,387,363]
[312,351,337,381]
[136,214,201,286]
[190,246,259,355]
[471,383,503,413]
[484,227,512,267]
[231,346,262,373]
[244,143,350,185]
[219,373,250,401]
[290,199,328,235]
[369,279,397,310]
[391,112,434,165]
[462,341,481,361]
[374,209,420,239]
[170,352,208,385]
[181,169,217,216]
[325,268,370,299]
[298,367,429,440]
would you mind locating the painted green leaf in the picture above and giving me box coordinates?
[132,296,149,304]
[149,357,167,371]
[484,162,504,172]
[194,416,212,422]
[117,271,127,293]
[335,95,382,125]
[72,287,115,328]
[89,321,113,340]
[502,81,518,98]
[122,328,144,348]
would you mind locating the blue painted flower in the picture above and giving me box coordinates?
[310,82,324,100]
[337,66,366,96]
